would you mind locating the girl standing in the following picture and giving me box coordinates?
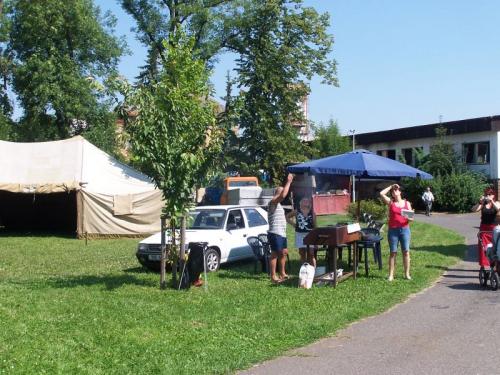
[380,184,414,281]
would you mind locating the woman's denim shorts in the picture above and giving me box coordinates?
[268,232,288,253]
[388,227,411,253]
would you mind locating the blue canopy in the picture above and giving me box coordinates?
[288,149,432,180]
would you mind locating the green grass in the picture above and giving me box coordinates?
[0,221,465,374]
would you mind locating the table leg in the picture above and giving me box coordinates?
[364,247,369,276]
[333,246,338,287]
[377,243,382,270]
[327,246,333,273]
[353,241,358,280]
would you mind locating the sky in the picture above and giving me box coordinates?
[95,0,500,136]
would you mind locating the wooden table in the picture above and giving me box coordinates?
[304,226,361,287]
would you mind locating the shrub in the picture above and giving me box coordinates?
[440,171,489,212]
[402,171,488,213]
[348,199,387,221]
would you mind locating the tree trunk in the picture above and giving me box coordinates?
[171,221,177,286]
[160,216,166,289]
[178,215,186,288]
[55,110,67,138]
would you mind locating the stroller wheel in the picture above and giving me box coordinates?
[479,268,488,287]
[490,272,499,291]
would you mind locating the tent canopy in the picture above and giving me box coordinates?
[0,136,157,194]
[0,136,164,237]
[288,149,433,180]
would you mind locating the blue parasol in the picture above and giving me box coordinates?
[288,149,432,180]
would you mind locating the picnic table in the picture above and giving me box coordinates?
[304,225,362,287]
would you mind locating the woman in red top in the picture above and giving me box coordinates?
[380,183,414,281]
[472,187,500,268]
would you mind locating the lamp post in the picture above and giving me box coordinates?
[348,129,356,202]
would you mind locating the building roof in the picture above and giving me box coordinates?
[355,115,500,146]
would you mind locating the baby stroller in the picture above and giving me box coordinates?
[478,228,500,290]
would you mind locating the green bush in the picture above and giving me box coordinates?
[402,171,488,213]
[440,171,489,212]
[348,199,387,221]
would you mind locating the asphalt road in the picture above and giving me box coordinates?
[239,212,500,375]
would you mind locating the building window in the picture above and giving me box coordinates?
[462,142,489,164]
[401,147,423,167]
[377,149,396,160]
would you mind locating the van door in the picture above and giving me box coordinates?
[224,209,250,260]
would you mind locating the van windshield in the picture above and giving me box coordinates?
[188,209,226,229]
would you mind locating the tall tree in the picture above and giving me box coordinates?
[310,119,350,159]
[0,0,13,139]
[4,0,126,149]
[231,0,338,182]
[120,0,241,80]
[122,32,226,286]
[0,0,12,120]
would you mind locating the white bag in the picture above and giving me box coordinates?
[298,263,315,289]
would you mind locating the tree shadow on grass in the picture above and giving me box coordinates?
[0,229,75,239]
[412,243,469,260]
[123,266,158,274]
[48,274,158,290]
[10,273,159,291]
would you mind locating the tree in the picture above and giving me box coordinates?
[122,32,225,287]
[231,0,338,183]
[0,0,13,127]
[419,126,463,176]
[402,125,488,212]
[310,119,350,158]
[217,71,246,175]
[120,0,241,80]
[4,0,126,151]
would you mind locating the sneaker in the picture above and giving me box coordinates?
[388,275,394,281]
[404,275,412,280]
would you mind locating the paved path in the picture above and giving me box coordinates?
[240,213,500,375]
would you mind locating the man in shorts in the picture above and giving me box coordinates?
[267,173,294,283]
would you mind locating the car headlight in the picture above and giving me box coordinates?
[137,243,149,252]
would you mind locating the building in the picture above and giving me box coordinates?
[292,94,313,142]
[355,115,500,193]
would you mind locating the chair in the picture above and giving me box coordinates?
[357,228,383,275]
[336,243,352,265]
[247,236,268,273]
[258,233,290,274]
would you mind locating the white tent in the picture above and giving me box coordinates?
[0,136,164,237]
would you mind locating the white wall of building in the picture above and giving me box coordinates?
[358,130,499,178]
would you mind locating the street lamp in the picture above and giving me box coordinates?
[348,130,356,202]
[348,129,355,151]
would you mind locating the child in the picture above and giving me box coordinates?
[287,195,317,267]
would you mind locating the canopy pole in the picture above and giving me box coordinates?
[352,175,356,203]
[355,177,360,222]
